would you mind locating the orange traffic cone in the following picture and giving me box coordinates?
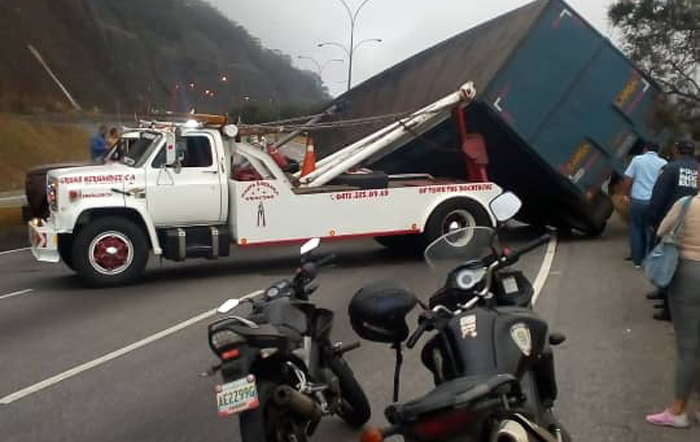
[301,137,317,177]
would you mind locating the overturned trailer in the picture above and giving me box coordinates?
[314,0,667,234]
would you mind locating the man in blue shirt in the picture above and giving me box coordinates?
[622,143,667,267]
[90,125,108,161]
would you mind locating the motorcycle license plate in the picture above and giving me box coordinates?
[216,375,259,417]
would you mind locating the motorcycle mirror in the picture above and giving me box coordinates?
[300,238,321,256]
[217,298,240,314]
[490,192,522,223]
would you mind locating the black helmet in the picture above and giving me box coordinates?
[349,281,418,344]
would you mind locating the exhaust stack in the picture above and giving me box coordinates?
[273,385,322,423]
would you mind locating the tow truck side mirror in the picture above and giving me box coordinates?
[164,132,185,173]
[490,191,522,223]
[165,132,178,167]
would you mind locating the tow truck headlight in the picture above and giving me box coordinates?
[46,178,58,210]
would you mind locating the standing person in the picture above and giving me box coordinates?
[645,194,700,428]
[621,143,667,267]
[646,140,699,320]
[90,125,108,161]
[107,127,120,149]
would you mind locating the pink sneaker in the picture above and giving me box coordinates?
[646,410,689,428]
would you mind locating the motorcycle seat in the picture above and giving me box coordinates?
[386,374,518,424]
[224,321,291,352]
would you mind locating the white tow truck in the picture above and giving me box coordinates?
[29,82,514,286]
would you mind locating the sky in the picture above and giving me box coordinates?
[208,0,617,96]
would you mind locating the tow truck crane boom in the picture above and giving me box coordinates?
[299,82,477,188]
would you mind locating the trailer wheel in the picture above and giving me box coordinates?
[72,217,148,287]
[423,199,491,249]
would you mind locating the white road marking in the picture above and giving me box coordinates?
[0,289,34,301]
[0,308,217,404]
[0,235,560,404]
[532,234,558,305]
[0,247,30,256]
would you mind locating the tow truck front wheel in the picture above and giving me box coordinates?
[72,217,148,287]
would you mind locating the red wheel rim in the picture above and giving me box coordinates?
[89,231,133,275]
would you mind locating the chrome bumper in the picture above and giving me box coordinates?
[28,219,59,263]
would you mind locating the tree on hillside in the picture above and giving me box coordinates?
[609,0,699,137]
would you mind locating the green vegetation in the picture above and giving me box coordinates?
[0,114,89,191]
[609,0,700,139]
[0,0,328,115]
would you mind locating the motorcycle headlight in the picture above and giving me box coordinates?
[210,329,244,352]
[455,268,487,291]
[265,286,280,298]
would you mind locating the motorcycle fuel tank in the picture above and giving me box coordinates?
[438,307,549,380]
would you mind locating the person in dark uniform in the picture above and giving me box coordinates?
[646,140,699,321]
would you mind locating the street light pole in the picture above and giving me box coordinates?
[318,37,381,90]
[327,0,379,91]
[297,56,345,78]
[298,55,322,76]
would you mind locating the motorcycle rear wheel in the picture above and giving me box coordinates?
[239,380,308,442]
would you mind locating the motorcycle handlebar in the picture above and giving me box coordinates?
[406,321,428,349]
[499,234,551,267]
[293,253,336,298]
[315,253,336,268]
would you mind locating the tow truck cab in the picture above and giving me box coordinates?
[22,132,141,221]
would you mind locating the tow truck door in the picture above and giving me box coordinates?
[145,133,225,226]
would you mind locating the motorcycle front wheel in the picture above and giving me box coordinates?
[239,380,307,442]
[327,357,371,427]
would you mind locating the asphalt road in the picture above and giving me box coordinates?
[0,220,698,442]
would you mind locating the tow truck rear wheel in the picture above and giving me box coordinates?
[72,217,148,287]
[423,198,490,248]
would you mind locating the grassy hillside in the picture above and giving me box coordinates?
[0,0,327,115]
[0,115,89,191]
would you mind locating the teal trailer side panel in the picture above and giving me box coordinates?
[312,0,669,233]
[483,0,665,195]
[483,1,602,143]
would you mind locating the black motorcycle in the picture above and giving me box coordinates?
[350,224,569,442]
[205,239,370,442]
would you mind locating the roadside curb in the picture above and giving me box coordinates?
[0,207,23,227]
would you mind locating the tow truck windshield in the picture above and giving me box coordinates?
[121,132,161,167]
